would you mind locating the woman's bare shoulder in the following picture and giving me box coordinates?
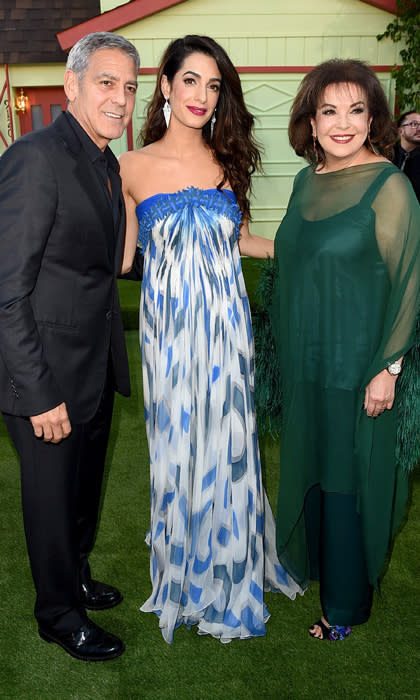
[119,143,175,202]
[119,146,154,169]
[120,143,170,177]
[119,148,162,197]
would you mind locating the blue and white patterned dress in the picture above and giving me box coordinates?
[136,187,302,643]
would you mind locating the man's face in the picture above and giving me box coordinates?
[399,112,420,151]
[64,48,138,151]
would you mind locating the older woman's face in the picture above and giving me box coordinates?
[310,82,372,170]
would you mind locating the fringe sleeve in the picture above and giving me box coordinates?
[252,258,282,435]
[396,306,420,474]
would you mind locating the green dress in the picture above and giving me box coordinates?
[270,162,420,591]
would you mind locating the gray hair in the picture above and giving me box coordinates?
[66,32,140,78]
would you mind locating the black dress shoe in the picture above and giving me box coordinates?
[39,619,125,661]
[81,579,123,610]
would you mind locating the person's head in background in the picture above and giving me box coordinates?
[397,111,420,152]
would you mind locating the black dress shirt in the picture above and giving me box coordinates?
[64,111,122,228]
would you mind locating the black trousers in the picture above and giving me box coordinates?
[3,371,115,634]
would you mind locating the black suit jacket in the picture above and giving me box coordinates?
[393,143,420,203]
[0,112,130,422]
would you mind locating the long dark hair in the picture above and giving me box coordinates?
[139,35,261,221]
[288,59,397,169]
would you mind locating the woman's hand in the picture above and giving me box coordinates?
[363,369,398,418]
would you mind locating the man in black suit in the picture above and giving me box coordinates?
[0,32,140,661]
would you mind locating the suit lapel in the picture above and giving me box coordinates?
[114,189,126,275]
[53,113,116,265]
[80,158,116,265]
[105,147,126,275]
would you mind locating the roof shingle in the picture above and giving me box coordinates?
[0,0,101,64]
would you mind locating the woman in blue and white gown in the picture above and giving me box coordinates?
[120,35,302,644]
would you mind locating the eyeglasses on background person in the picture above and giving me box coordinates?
[400,121,420,129]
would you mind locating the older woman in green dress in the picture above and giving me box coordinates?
[266,59,420,641]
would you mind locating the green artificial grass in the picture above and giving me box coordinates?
[1,282,420,698]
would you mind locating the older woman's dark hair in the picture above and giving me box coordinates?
[289,59,396,169]
[139,35,261,221]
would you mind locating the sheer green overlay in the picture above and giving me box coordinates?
[265,162,420,590]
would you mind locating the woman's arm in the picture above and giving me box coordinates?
[363,172,420,418]
[120,190,139,274]
[119,152,141,274]
[238,220,274,258]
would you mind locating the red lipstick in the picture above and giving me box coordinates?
[187,106,207,116]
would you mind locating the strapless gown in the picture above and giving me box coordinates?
[136,187,302,643]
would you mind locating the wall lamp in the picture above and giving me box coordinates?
[15,88,29,114]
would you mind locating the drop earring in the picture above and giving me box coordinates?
[210,110,216,139]
[163,99,171,128]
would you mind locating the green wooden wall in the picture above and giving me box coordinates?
[119,0,400,69]
[2,0,401,233]
[105,0,400,235]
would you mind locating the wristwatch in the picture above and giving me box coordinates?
[387,361,402,376]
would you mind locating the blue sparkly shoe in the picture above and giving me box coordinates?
[309,618,352,641]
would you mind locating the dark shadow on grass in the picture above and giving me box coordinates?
[379,464,420,584]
